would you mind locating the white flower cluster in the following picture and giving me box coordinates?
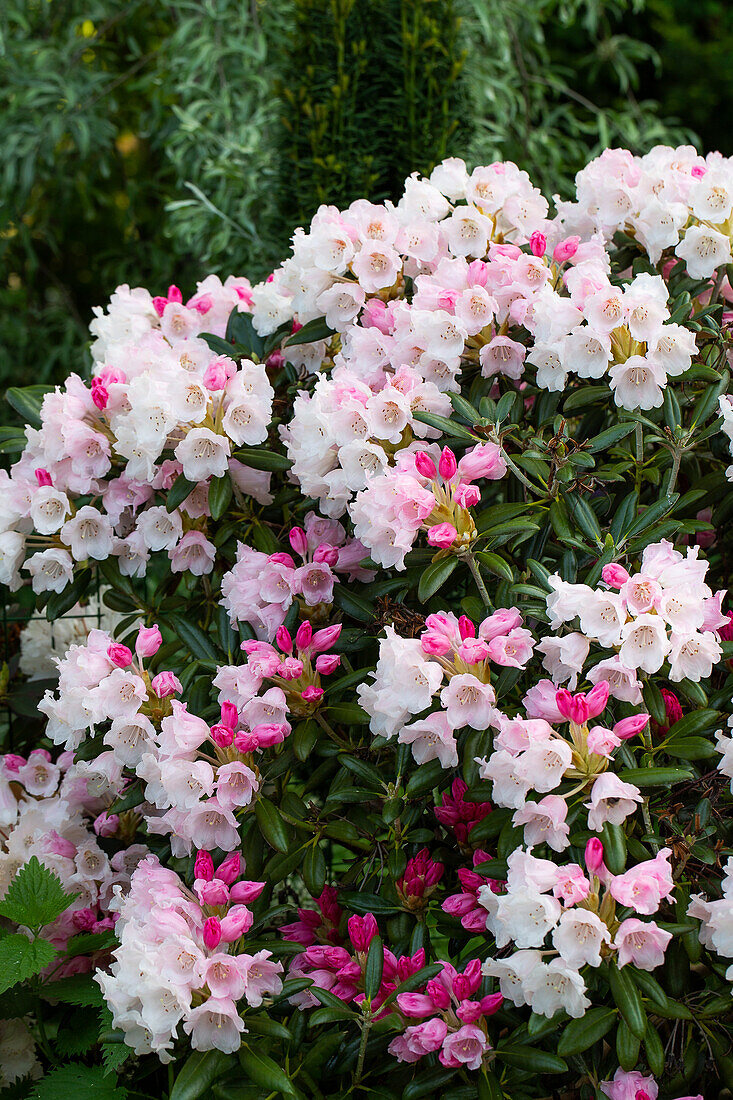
[0,275,274,591]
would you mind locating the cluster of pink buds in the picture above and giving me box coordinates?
[287,910,425,1017]
[389,959,503,1069]
[396,849,444,911]
[239,620,342,718]
[443,850,504,933]
[435,778,492,849]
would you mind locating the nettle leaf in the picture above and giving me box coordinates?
[0,934,56,995]
[29,1064,127,1100]
[0,856,76,930]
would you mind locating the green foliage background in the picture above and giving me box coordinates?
[1,0,729,387]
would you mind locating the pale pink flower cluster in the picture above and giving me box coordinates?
[481,842,674,1019]
[688,857,733,979]
[350,442,507,569]
[0,276,274,591]
[96,851,282,1061]
[0,747,146,972]
[389,959,502,1070]
[281,365,450,518]
[546,540,726,684]
[601,1066,702,1100]
[251,159,549,353]
[357,608,533,766]
[479,682,650,847]
[220,512,372,636]
[38,624,171,753]
[558,145,733,273]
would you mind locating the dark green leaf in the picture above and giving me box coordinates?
[170,1050,231,1100]
[418,557,458,602]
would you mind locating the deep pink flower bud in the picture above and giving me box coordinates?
[313,543,339,566]
[661,689,683,727]
[188,292,213,315]
[151,671,182,699]
[584,838,608,881]
[426,977,451,1010]
[427,522,458,548]
[34,468,53,487]
[438,447,457,480]
[586,680,610,718]
[220,701,238,730]
[268,551,296,569]
[480,992,504,1016]
[198,879,230,906]
[530,231,547,257]
[301,686,324,702]
[553,235,580,263]
[555,689,587,723]
[414,452,437,479]
[315,653,341,675]
[276,626,293,653]
[107,643,133,668]
[613,713,650,740]
[203,357,235,390]
[249,723,288,747]
[311,624,342,654]
[136,625,162,658]
[220,905,253,942]
[90,378,109,409]
[289,527,308,558]
[453,482,480,508]
[396,992,436,1017]
[210,723,234,748]
[296,621,313,651]
[454,959,482,1000]
[72,908,97,932]
[459,615,476,640]
[229,880,266,904]
[93,812,119,837]
[152,296,168,317]
[216,852,242,885]
[348,913,378,952]
[601,563,630,589]
[2,754,25,773]
[195,851,215,882]
[203,916,222,949]
[168,285,183,303]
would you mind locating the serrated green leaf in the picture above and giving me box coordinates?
[29,1064,127,1100]
[0,857,76,930]
[0,934,56,994]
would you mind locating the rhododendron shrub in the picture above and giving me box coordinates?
[2,147,733,1100]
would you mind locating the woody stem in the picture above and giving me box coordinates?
[461,550,492,610]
